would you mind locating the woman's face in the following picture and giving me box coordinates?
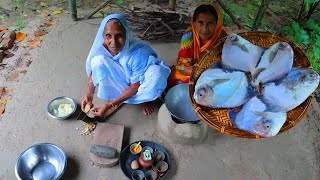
[103,21,126,56]
[195,12,217,43]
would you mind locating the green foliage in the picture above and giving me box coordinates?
[304,0,319,12]
[12,0,25,10]
[13,17,24,30]
[222,2,259,28]
[284,19,320,72]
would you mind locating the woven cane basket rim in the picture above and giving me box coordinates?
[189,31,312,139]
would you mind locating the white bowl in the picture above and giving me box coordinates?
[47,96,77,120]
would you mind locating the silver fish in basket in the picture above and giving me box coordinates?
[252,42,294,87]
[261,67,319,112]
[194,63,257,108]
[222,34,264,74]
[228,96,287,137]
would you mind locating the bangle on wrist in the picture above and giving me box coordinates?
[107,101,115,109]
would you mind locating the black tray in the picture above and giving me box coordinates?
[120,141,171,179]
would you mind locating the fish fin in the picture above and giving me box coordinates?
[262,76,286,86]
[210,79,229,86]
[228,109,238,124]
[253,111,266,117]
[268,49,278,63]
[209,62,222,69]
[235,42,249,53]
[252,68,265,80]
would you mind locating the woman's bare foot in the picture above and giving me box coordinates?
[142,102,154,116]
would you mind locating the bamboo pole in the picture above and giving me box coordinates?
[251,0,271,31]
[83,1,111,20]
[68,0,77,21]
[216,0,243,29]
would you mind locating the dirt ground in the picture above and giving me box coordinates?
[0,0,320,179]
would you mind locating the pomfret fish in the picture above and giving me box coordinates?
[252,42,294,87]
[222,34,264,74]
[194,64,256,108]
[228,96,287,137]
[261,67,320,112]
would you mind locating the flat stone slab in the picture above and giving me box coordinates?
[90,122,124,167]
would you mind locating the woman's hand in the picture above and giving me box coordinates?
[90,103,112,117]
[81,94,93,113]
[179,67,192,76]
[81,74,95,112]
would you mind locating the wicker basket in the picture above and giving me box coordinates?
[189,32,312,139]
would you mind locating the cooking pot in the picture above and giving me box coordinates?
[164,84,200,123]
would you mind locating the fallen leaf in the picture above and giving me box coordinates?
[34,30,47,37]
[0,27,8,31]
[5,99,9,104]
[103,5,111,11]
[36,9,42,13]
[0,87,8,95]
[53,10,62,15]
[19,70,27,74]
[41,12,49,17]
[27,38,41,49]
[16,32,27,42]
[0,107,4,115]
[93,12,104,18]
[23,14,28,17]
[39,19,55,28]
[39,2,46,7]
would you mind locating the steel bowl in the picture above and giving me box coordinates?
[15,143,67,180]
[47,96,77,120]
[165,84,200,122]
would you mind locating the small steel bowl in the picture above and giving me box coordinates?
[156,161,168,173]
[142,146,154,154]
[144,170,157,180]
[131,170,144,180]
[152,151,165,162]
[15,143,67,180]
[47,96,77,120]
[130,143,142,155]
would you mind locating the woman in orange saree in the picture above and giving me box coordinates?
[168,2,226,88]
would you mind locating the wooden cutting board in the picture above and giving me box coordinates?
[90,122,124,167]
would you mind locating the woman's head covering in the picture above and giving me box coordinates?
[86,14,136,74]
[85,14,170,104]
[191,2,223,61]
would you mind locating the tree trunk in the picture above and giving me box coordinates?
[168,0,176,11]
[216,0,243,29]
[298,2,320,23]
[251,0,271,31]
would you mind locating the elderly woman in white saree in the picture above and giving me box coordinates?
[81,14,170,116]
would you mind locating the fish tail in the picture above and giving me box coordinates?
[228,109,238,124]
[248,81,260,96]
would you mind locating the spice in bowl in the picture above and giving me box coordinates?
[130,143,142,155]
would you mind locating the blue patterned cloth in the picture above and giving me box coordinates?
[86,14,170,104]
